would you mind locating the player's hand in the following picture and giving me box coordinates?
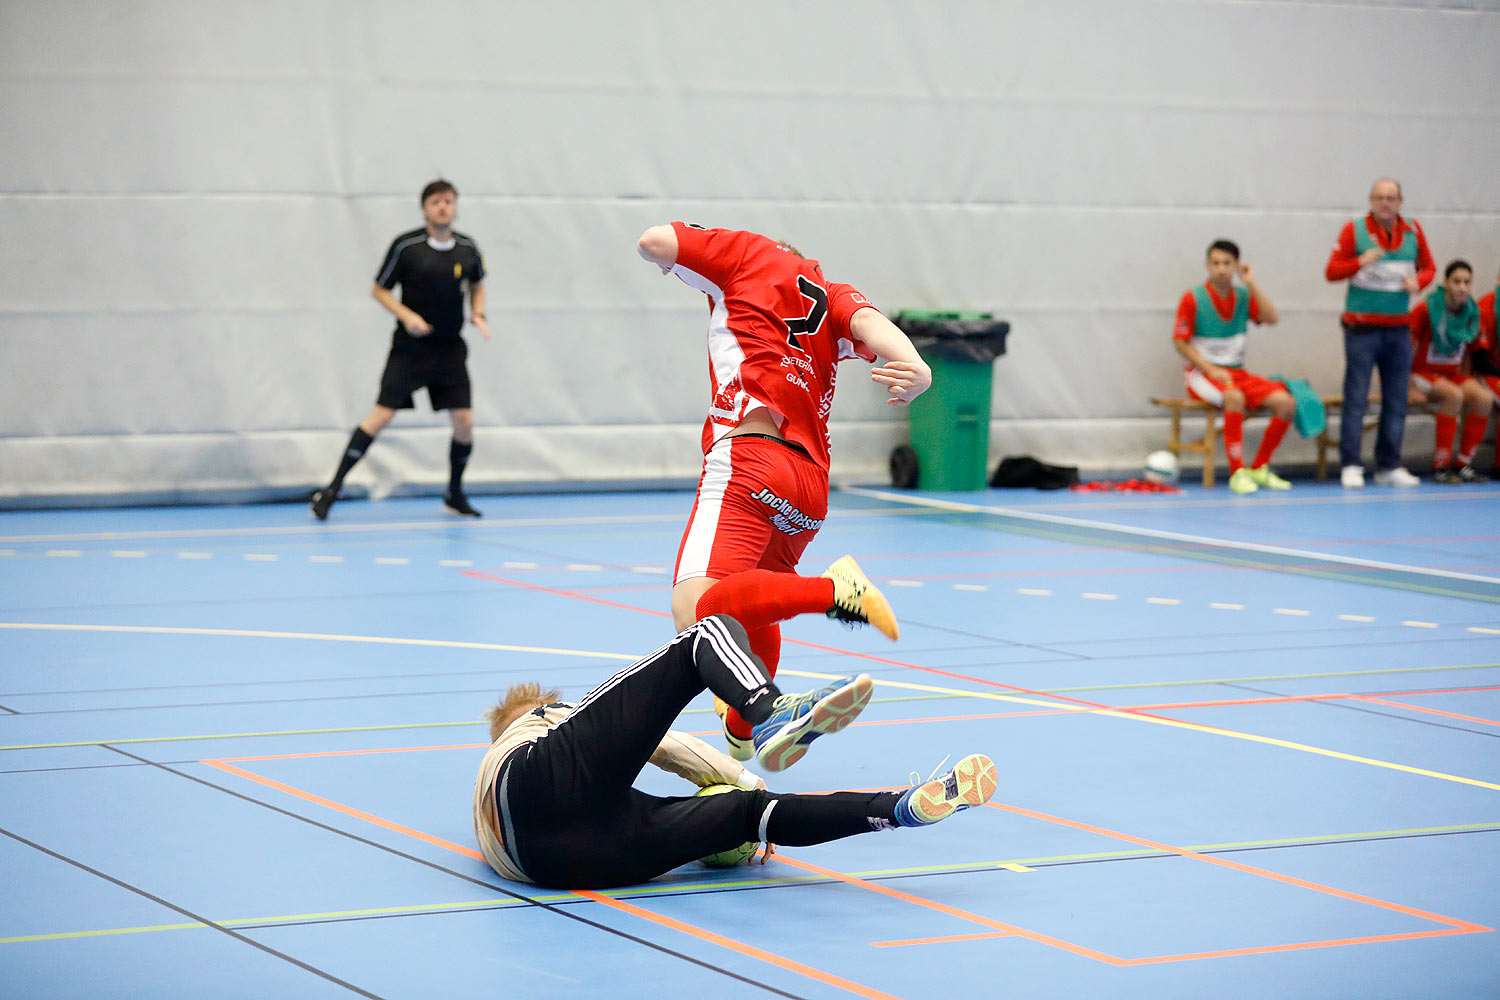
[1237,262,1255,284]
[1357,247,1386,268]
[1206,365,1231,386]
[401,311,433,336]
[754,842,777,865]
[472,315,491,340]
[871,360,932,406]
[1402,275,1421,293]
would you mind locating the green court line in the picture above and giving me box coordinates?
[5,660,1496,751]
[7,821,1493,945]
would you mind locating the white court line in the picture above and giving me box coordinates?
[841,486,1500,588]
[1018,588,1051,596]
[440,559,473,567]
[1470,626,1500,635]
[0,549,13,557]
[0,512,688,545]
[375,557,409,565]
[888,580,924,588]
[954,584,988,592]
[566,564,604,572]
[310,555,344,563]
[504,561,537,569]
[177,552,212,560]
[1403,620,1439,629]
[1274,608,1311,616]
[1339,614,1375,622]
[243,554,278,562]
[1082,593,1117,601]
[1211,602,1244,610]
[630,566,668,574]
[1146,597,1181,605]
[45,550,82,558]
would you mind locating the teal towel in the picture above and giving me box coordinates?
[1271,375,1326,438]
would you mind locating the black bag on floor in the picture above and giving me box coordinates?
[989,455,1079,490]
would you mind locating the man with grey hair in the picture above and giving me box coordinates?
[1324,178,1435,488]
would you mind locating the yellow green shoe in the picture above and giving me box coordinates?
[1228,467,1259,494]
[1249,465,1291,490]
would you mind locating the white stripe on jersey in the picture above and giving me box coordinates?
[376,234,428,286]
[676,442,733,583]
[671,263,773,446]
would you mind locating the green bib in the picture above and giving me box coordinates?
[1424,288,1479,358]
[1189,283,1249,368]
[1345,216,1418,321]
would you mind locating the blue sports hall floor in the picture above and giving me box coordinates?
[1,479,1497,999]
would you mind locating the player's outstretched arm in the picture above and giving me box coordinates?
[851,307,933,406]
[637,225,679,274]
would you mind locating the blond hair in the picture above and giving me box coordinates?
[484,682,562,742]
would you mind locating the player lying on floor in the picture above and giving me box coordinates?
[472,614,996,889]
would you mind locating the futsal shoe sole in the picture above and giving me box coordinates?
[905,753,998,824]
[754,674,874,773]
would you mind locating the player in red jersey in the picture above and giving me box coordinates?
[637,223,931,765]
[1474,268,1500,476]
[1408,260,1490,482]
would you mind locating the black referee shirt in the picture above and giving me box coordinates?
[374,228,485,345]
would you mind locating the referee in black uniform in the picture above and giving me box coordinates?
[312,178,490,520]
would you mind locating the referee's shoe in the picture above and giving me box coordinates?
[443,488,482,518]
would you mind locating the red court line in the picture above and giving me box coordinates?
[202,754,897,999]
[1354,696,1500,728]
[774,855,1126,966]
[871,931,1014,948]
[991,801,1491,934]
[211,744,1493,968]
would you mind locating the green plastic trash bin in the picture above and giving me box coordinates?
[892,311,1010,492]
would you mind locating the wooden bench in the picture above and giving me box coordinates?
[1149,395,1412,487]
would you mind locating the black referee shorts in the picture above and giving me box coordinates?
[376,340,471,410]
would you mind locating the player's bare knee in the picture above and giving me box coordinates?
[1222,389,1245,412]
[671,578,716,631]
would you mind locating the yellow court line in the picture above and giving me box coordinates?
[0,622,638,661]
[5,627,1497,790]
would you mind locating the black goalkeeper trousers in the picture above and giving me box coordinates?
[494,615,901,889]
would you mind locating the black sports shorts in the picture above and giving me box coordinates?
[376,340,471,410]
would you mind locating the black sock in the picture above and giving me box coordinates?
[449,439,472,494]
[760,791,903,845]
[330,427,374,491]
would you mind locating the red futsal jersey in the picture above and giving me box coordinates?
[669,222,878,472]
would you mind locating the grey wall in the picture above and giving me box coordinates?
[2,0,1498,502]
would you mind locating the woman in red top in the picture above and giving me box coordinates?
[1408,260,1490,483]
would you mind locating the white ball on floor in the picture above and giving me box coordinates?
[1144,450,1180,484]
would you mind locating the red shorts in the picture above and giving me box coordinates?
[673,435,829,585]
[1410,365,1465,395]
[1184,367,1286,409]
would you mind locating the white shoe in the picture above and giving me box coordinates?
[1340,466,1365,489]
[1373,467,1420,487]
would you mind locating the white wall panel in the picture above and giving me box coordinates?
[1,0,1497,502]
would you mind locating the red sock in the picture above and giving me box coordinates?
[1223,411,1244,473]
[1251,417,1291,469]
[721,624,780,739]
[1433,414,1457,468]
[694,570,833,630]
[1459,413,1488,466]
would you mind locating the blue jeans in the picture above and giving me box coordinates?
[1341,323,1412,470]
